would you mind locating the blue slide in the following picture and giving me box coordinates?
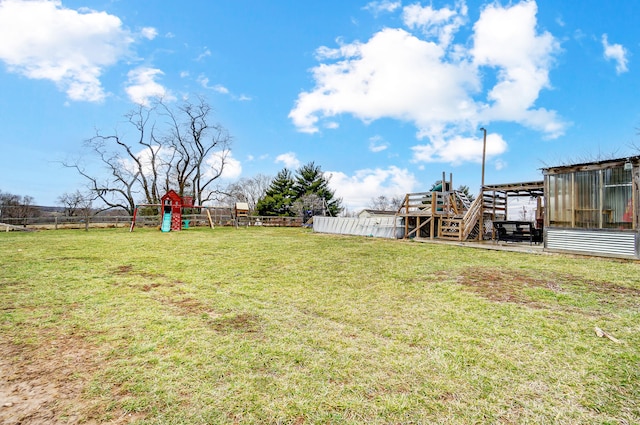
[161,212,172,232]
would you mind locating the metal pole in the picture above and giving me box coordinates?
[479,127,487,241]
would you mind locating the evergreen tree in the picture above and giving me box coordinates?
[293,162,342,217]
[255,169,296,216]
[256,162,342,217]
[457,185,476,202]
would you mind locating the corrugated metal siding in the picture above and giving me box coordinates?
[313,216,403,239]
[545,228,638,258]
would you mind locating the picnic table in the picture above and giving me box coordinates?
[493,220,542,244]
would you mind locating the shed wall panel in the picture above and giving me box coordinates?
[545,228,638,258]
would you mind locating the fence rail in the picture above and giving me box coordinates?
[1,214,303,230]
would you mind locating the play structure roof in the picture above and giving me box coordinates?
[483,181,544,197]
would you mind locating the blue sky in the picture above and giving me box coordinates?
[0,0,638,212]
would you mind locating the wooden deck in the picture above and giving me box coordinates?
[411,237,546,254]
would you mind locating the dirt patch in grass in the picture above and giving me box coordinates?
[457,268,640,311]
[212,312,262,334]
[113,264,167,280]
[0,332,141,424]
[114,265,134,274]
[457,268,561,306]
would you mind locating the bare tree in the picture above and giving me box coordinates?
[158,96,232,205]
[0,191,40,222]
[57,190,96,230]
[292,193,325,222]
[368,195,403,211]
[225,174,273,212]
[77,193,95,232]
[58,190,88,216]
[64,96,232,214]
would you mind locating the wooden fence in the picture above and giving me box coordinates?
[1,214,303,230]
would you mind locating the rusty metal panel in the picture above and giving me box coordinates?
[545,228,638,258]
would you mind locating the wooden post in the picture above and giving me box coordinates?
[206,208,214,229]
[479,127,487,241]
[431,191,437,239]
[403,194,409,239]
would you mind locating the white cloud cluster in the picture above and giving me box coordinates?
[472,2,562,134]
[402,1,467,46]
[0,0,160,103]
[125,67,173,106]
[602,34,629,74]
[411,132,507,165]
[327,166,418,212]
[275,152,302,169]
[363,1,401,15]
[289,0,567,166]
[208,150,242,180]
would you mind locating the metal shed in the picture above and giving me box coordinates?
[542,156,640,259]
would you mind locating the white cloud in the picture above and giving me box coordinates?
[472,1,564,137]
[197,75,228,93]
[275,152,301,169]
[402,2,467,46]
[289,27,480,136]
[289,0,567,164]
[369,135,388,153]
[196,48,212,62]
[198,74,251,101]
[494,158,507,171]
[213,84,230,94]
[140,27,158,40]
[411,132,507,165]
[0,0,135,102]
[327,166,418,211]
[602,34,629,74]
[363,0,401,15]
[211,151,242,180]
[125,67,172,106]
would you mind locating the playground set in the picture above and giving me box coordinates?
[129,190,214,232]
[129,191,254,232]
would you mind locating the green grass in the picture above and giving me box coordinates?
[1,227,639,424]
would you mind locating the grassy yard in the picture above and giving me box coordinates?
[1,227,639,424]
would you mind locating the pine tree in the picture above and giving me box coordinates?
[255,162,343,217]
[293,162,342,217]
[255,168,296,216]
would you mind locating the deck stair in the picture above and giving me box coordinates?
[454,190,472,209]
